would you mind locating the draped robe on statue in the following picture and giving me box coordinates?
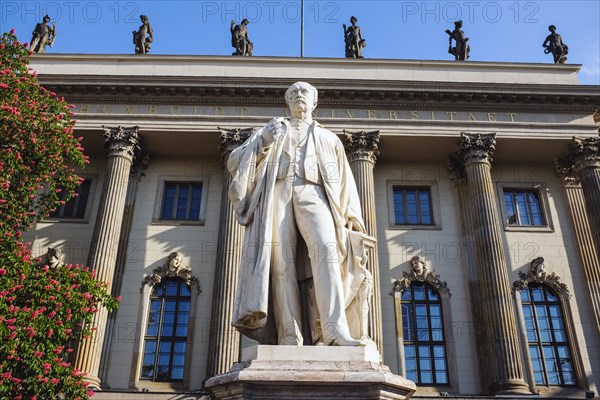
[227,119,373,344]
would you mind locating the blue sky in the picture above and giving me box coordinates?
[2,0,599,84]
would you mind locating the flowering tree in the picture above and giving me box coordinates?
[0,30,118,399]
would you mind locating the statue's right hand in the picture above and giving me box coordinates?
[263,118,284,145]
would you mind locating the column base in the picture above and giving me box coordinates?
[83,374,102,391]
[205,344,416,400]
[488,378,532,395]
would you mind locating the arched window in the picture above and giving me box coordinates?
[401,282,449,385]
[520,283,576,386]
[141,278,191,382]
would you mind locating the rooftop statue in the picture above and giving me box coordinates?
[133,15,153,54]
[343,16,366,58]
[231,19,253,56]
[445,20,470,60]
[30,15,56,53]
[543,25,568,64]
[228,82,374,346]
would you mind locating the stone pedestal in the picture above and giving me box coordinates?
[205,345,416,400]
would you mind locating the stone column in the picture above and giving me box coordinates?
[98,152,149,384]
[556,137,600,336]
[343,130,383,355]
[556,136,600,257]
[74,126,141,389]
[452,133,529,395]
[447,156,491,390]
[206,128,252,377]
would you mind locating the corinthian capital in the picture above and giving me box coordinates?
[557,136,600,175]
[343,130,380,164]
[102,126,141,161]
[218,127,253,165]
[454,132,496,166]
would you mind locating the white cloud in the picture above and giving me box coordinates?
[579,42,600,85]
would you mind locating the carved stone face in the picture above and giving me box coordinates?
[410,256,425,275]
[168,253,182,270]
[532,257,546,277]
[285,82,317,118]
[47,248,61,268]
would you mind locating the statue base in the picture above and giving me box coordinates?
[204,344,416,400]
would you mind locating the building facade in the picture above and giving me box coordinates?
[27,54,600,399]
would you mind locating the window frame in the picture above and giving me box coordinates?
[519,284,576,387]
[512,269,588,396]
[41,175,97,223]
[400,282,450,386]
[153,177,208,226]
[497,182,554,232]
[387,181,441,230]
[140,278,191,383]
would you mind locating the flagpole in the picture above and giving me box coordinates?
[300,0,304,57]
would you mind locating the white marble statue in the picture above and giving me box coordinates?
[228,81,372,346]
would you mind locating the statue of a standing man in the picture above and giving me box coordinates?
[133,15,153,54]
[231,19,253,56]
[30,15,56,53]
[445,20,469,60]
[543,25,568,64]
[228,82,373,347]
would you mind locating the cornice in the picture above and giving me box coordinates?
[38,76,599,112]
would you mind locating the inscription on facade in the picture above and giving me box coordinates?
[75,104,519,123]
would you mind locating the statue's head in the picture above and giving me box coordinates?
[531,257,546,277]
[350,16,357,24]
[410,255,426,275]
[140,15,148,23]
[548,25,556,32]
[241,18,249,25]
[285,82,318,117]
[43,15,51,22]
[44,247,62,268]
[454,20,463,28]
[167,252,183,271]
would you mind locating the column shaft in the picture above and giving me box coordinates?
[206,169,244,376]
[74,126,140,388]
[453,133,529,395]
[344,130,383,354]
[556,136,600,336]
[206,129,251,377]
[562,183,600,337]
[350,158,383,354]
[454,178,491,390]
[579,167,600,254]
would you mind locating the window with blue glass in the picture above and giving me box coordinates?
[401,282,448,385]
[160,182,203,221]
[521,284,576,386]
[503,189,545,226]
[141,279,191,382]
[393,187,433,226]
